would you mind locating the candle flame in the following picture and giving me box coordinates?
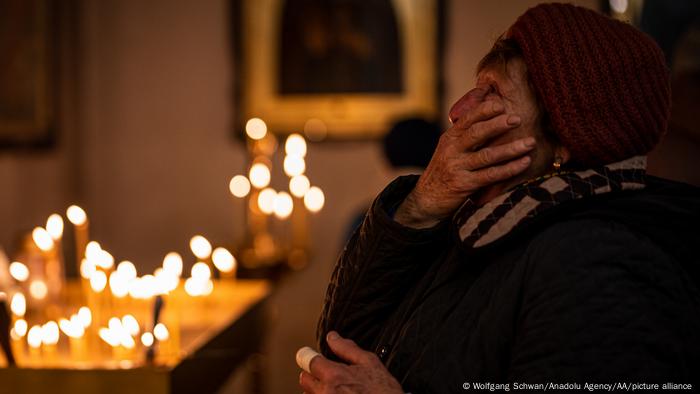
[78,307,92,327]
[153,323,170,341]
[304,186,325,213]
[249,163,271,189]
[163,252,184,277]
[109,271,130,298]
[27,325,43,348]
[10,293,26,316]
[90,271,107,292]
[191,262,211,280]
[41,321,60,345]
[13,319,28,337]
[32,227,54,252]
[66,205,87,226]
[283,155,306,177]
[202,279,214,296]
[121,314,140,336]
[184,277,200,296]
[116,260,137,280]
[108,317,122,332]
[257,188,277,215]
[289,175,311,198]
[212,247,236,273]
[59,318,85,339]
[46,214,64,240]
[131,275,157,299]
[245,117,267,140]
[285,133,307,157]
[121,333,136,349]
[29,280,48,300]
[184,277,213,296]
[85,241,102,262]
[9,261,29,282]
[154,268,179,294]
[95,250,115,270]
[229,175,251,198]
[189,235,212,259]
[99,327,120,347]
[70,314,83,329]
[273,191,294,219]
[141,332,154,347]
[80,258,96,279]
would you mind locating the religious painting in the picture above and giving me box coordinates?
[0,0,54,148]
[233,0,442,139]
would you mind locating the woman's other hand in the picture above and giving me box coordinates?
[298,331,404,394]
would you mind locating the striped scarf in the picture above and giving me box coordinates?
[454,156,647,249]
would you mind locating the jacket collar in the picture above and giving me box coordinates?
[453,156,647,250]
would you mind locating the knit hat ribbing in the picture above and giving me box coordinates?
[508,3,670,167]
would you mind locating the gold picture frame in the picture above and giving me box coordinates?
[234,0,442,139]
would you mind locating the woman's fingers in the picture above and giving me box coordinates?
[470,155,532,185]
[325,331,378,366]
[307,353,343,381]
[299,371,321,393]
[448,86,490,125]
[462,137,535,170]
[446,100,506,138]
[457,113,521,152]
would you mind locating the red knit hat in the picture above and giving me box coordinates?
[508,3,670,167]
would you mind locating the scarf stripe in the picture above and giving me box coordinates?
[455,156,647,249]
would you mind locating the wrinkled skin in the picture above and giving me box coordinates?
[395,58,570,228]
[299,332,403,394]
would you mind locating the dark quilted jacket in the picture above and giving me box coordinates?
[317,175,700,393]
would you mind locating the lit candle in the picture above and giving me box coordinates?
[111,262,135,314]
[89,270,107,331]
[10,293,26,319]
[59,317,87,362]
[66,205,89,275]
[9,261,30,283]
[212,247,237,279]
[104,317,128,360]
[245,118,267,140]
[32,227,54,252]
[10,319,27,366]
[159,255,182,360]
[190,235,213,272]
[273,191,294,220]
[8,292,26,362]
[41,321,60,366]
[229,175,251,198]
[283,155,306,177]
[27,325,42,366]
[153,322,170,361]
[118,261,138,315]
[98,325,121,360]
[45,214,65,298]
[304,186,325,213]
[289,175,311,267]
[285,133,307,157]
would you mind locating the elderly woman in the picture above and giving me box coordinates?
[300,3,700,393]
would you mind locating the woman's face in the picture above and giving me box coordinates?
[449,57,564,200]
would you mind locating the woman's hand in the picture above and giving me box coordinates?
[394,88,535,228]
[298,331,404,394]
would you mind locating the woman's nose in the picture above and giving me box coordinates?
[448,87,489,124]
